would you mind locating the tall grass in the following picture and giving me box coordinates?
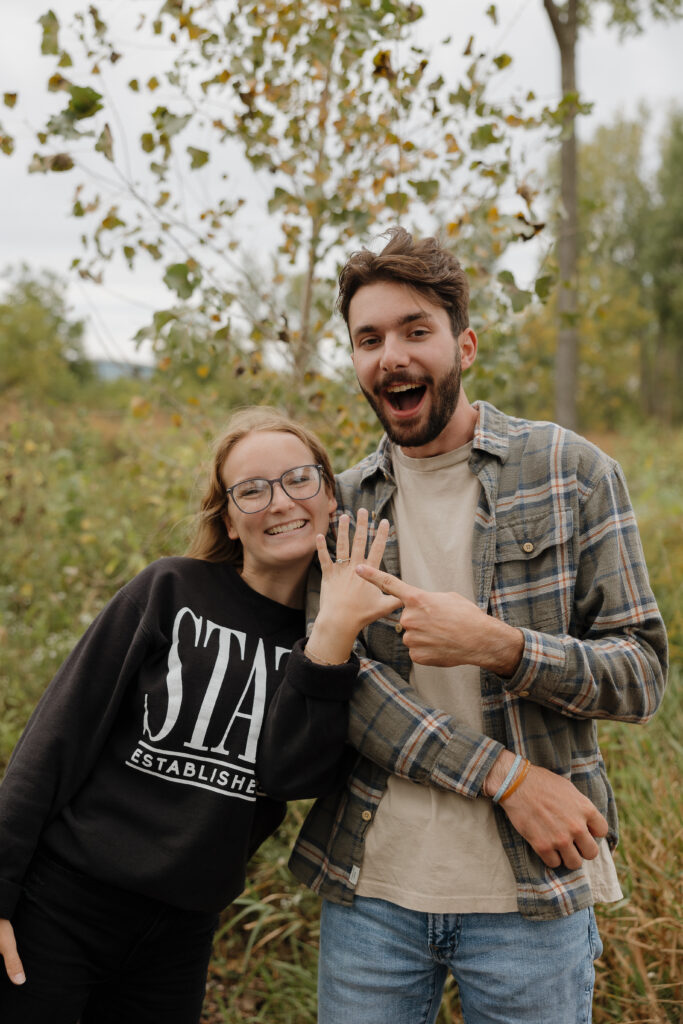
[1,398,680,1023]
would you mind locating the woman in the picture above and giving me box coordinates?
[0,407,394,1024]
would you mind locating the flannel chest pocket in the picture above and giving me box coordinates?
[490,507,575,631]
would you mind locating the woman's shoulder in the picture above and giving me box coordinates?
[122,556,235,603]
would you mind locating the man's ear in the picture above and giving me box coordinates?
[459,328,478,370]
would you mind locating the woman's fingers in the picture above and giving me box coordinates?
[335,513,351,562]
[349,508,369,562]
[0,919,26,985]
[325,510,389,573]
[316,531,332,568]
[366,518,390,567]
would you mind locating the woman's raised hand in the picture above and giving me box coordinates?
[306,509,400,666]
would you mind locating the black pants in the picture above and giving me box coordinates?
[0,851,219,1024]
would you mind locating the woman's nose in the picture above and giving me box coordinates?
[269,480,297,510]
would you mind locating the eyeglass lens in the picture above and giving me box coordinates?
[231,465,321,512]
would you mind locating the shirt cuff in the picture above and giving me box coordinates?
[502,627,568,699]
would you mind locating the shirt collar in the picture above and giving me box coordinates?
[471,401,510,463]
[359,400,510,483]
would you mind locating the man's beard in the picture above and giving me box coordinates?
[360,354,462,449]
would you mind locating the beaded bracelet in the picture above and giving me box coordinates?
[498,758,531,803]
[491,753,523,805]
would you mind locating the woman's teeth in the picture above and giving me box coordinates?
[266,519,306,536]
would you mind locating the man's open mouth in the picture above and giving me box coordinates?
[384,382,426,412]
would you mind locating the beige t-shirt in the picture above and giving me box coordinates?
[355,441,621,912]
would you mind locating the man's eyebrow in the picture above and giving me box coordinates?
[351,311,434,340]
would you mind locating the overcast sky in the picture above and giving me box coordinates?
[2,0,682,364]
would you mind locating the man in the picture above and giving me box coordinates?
[290,228,668,1024]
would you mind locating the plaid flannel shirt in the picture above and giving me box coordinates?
[291,402,668,920]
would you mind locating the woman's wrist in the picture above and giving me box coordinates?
[305,619,356,666]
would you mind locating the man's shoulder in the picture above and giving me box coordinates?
[335,440,390,496]
[485,404,617,481]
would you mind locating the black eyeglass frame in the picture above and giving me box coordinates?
[225,464,324,514]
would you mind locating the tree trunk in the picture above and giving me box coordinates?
[544,0,580,431]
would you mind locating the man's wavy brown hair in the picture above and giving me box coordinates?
[336,227,470,340]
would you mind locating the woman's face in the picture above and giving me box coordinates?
[221,430,336,580]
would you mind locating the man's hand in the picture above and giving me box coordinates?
[0,918,26,985]
[356,565,524,677]
[484,751,609,870]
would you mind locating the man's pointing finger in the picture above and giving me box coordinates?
[356,565,408,601]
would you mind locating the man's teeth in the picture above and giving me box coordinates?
[266,520,306,536]
[387,383,420,393]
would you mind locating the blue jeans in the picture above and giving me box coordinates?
[0,850,218,1024]
[318,896,603,1024]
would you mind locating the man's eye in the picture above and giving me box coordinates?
[358,336,380,348]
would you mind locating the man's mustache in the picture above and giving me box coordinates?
[373,373,431,397]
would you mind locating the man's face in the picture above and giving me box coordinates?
[348,280,465,452]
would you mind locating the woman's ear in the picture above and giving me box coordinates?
[224,511,239,541]
[326,492,337,517]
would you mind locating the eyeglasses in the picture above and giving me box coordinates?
[225,464,324,514]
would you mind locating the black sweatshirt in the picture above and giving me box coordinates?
[0,557,357,917]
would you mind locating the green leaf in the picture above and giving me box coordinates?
[163,263,201,299]
[385,191,409,212]
[509,288,532,313]
[95,124,114,161]
[187,146,209,169]
[153,309,178,332]
[3,94,17,109]
[39,11,60,56]
[470,123,500,150]
[99,210,125,231]
[268,187,295,213]
[409,178,439,202]
[1,130,15,156]
[493,53,512,70]
[151,106,192,138]
[497,269,532,313]
[534,275,554,301]
[28,152,74,173]
[67,86,103,121]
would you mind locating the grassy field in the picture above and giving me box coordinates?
[1,393,680,1023]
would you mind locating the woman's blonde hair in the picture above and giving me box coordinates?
[186,406,334,565]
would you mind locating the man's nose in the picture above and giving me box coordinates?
[379,334,410,372]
